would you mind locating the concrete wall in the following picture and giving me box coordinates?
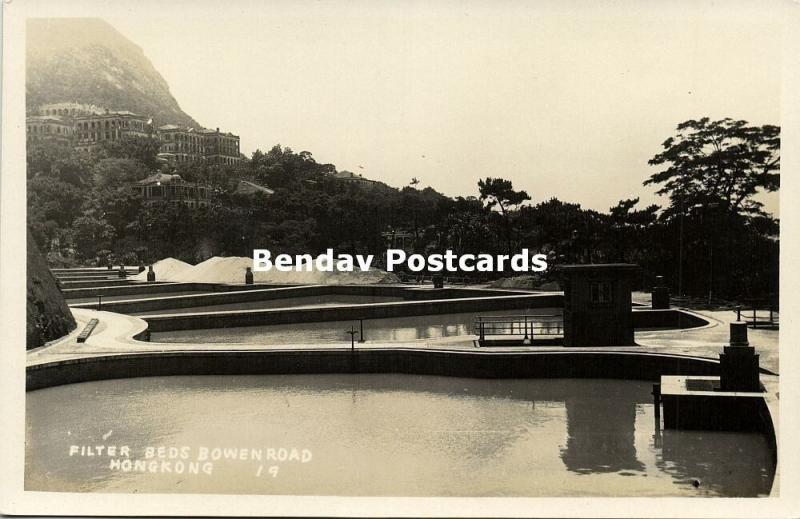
[69,284,534,314]
[63,282,280,300]
[27,349,723,391]
[143,293,562,332]
[60,279,138,289]
[632,308,709,329]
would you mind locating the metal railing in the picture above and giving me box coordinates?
[735,305,779,329]
[474,314,563,342]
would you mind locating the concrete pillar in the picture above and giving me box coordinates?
[245,266,254,285]
[146,265,155,282]
[729,321,749,346]
[651,275,670,309]
[719,322,761,392]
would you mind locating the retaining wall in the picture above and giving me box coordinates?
[63,282,281,300]
[69,285,533,314]
[142,293,562,332]
[632,308,709,329]
[26,349,723,391]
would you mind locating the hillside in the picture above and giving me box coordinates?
[26,18,201,128]
[27,230,76,349]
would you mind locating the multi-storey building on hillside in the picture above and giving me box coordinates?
[26,103,243,165]
[26,115,74,146]
[132,172,210,208]
[73,109,154,152]
[157,126,242,165]
[198,127,242,165]
[38,102,105,117]
[157,124,205,163]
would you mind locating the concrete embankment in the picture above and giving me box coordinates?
[68,285,536,314]
[142,293,562,332]
[27,348,724,391]
[63,282,284,300]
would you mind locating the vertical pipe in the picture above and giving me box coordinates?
[358,318,365,343]
[523,316,529,340]
[652,383,661,424]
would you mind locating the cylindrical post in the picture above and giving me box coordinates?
[736,305,741,321]
[523,316,529,340]
[479,320,485,342]
[146,265,155,282]
[730,321,749,346]
[652,383,661,422]
[358,318,365,343]
[245,266,254,285]
[97,295,102,310]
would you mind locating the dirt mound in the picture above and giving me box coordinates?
[132,257,193,282]
[489,275,559,291]
[170,256,400,285]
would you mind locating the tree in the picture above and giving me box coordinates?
[607,198,659,263]
[477,177,531,252]
[92,158,151,187]
[100,135,162,170]
[645,118,780,299]
[645,118,780,218]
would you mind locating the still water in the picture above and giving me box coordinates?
[133,294,405,316]
[25,375,774,496]
[151,308,563,344]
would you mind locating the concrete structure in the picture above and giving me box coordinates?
[559,264,638,347]
[651,275,670,309]
[660,321,768,431]
[660,376,771,432]
[720,322,761,392]
[132,173,209,208]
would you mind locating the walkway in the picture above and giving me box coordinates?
[28,305,779,375]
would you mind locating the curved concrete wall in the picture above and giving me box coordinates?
[27,349,724,391]
[632,308,708,329]
[143,293,562,332]
[69,285,533,314]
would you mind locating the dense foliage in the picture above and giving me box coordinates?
[27,118,780,300]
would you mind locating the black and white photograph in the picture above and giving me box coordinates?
[1,0,799,516]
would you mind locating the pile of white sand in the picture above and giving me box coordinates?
[132,257,193,282]
[489,275,559,290]
[169,255,400,285]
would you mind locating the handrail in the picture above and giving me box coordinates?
[474,314,564,342]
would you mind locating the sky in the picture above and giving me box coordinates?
[103,0,782,214]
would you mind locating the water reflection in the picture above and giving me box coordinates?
[151,308,563,344]
[134,294,405,316]
[25,375,774,496]
[561,397,645,475]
